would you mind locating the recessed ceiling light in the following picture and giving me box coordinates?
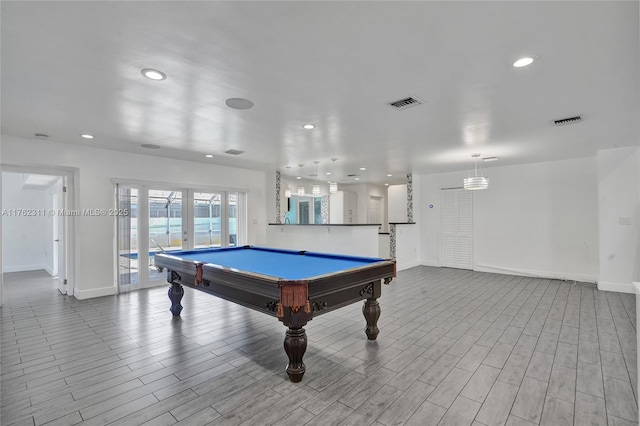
[296,176,302,180]
[205,154,214,158]
[387,174,393,177]
[141,68,166,80]
[355,177,360,181]
[513,56,536,68]
[359,167,366,171]
[225,98,254,110]
[303,124,315,130]
[385,183,389,186]
[141,143,161,149]
[482,156,500,162]
[326,172,332,175]
[81,134,94,139]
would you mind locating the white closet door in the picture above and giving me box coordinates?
[441,188,473,270]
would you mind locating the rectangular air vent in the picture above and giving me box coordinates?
[388,96,423,110]
[553,115,582,126]
[225,149,245,155]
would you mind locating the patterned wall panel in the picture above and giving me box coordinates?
[407,173,413,222]
[389,224,397,259]
[275,170,281,224]
[321,195,329,224]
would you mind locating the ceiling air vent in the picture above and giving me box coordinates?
[553,115,582,126]
[225,149,245,155]
[387,96,423,110]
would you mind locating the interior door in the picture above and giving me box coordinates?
[369,196,382,226]
[54,177,67,294]
[441,188,473,270]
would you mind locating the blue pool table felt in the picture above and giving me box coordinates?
[165,247,385,280]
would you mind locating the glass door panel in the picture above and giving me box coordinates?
[149,190,183,251]
[194,192,222,248]
[117,186,138,292]
[228,192,238,246]
[148,189,182,282]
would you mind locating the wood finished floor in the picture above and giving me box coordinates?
[1,267,638,426]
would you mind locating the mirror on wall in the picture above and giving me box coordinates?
[284,195,322,224]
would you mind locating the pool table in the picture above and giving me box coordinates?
[154,245,396,382]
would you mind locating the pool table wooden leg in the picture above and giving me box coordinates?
[363,298,381,340]
[168,283,184,316]
[284,327,307,382]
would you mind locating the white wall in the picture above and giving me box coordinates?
[395,223,421,270]
[1,172,49,272]
[266,224,381,257]
[388,184,408,223]
[597,146,640,292]
[1,134,268,299]
[340,183,388,226]
[419,157,600,282]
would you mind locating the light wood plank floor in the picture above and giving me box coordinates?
[1,267,637,426]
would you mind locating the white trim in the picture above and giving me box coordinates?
[598,281,635,294]
[45,264,55,276]
[111,177,248,194]
[139,280,169,290]
[74,285,116,300]
[3,264,49,273]
[632,282,640,295]
[397,259,422,271]
[421,259,441,267]
[475,263,597,284]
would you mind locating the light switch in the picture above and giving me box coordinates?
[619,217,632,226]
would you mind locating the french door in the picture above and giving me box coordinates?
[116,184,245,292]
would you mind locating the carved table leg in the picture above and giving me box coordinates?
[168,283,184,316]
[362,298,381,340]
[284,327,307,382]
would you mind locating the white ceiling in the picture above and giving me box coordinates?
[2,1,638,185]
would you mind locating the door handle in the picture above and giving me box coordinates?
[54,239,60,242]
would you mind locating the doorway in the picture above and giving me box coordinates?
[369,196,383,227]
[1,167,75,303]
[116,183,245,293]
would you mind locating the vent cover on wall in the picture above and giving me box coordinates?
[553,115,582,126]
[387,96,423,110]
[225,149,245,155]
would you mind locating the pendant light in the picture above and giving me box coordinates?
[284,166,292,198]
[297,164,305,196]
[329,158,338,193]
[464,153,489,190]
[312,161,321,196]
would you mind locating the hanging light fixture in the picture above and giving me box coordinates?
[297,164,305,196]
[464,153,489,190]
[312,161,321,196]
[284,166,292,198]
[329,158,338,193]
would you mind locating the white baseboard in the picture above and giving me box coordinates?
[420,259,441,267]
[74,285,116,300]
[474,263,597,284]
[397,259,422,271]
[139,281,169,290]
[3,264,48,273]
[598,281,635,294]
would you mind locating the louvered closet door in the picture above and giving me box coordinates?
[440,188,473,270]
